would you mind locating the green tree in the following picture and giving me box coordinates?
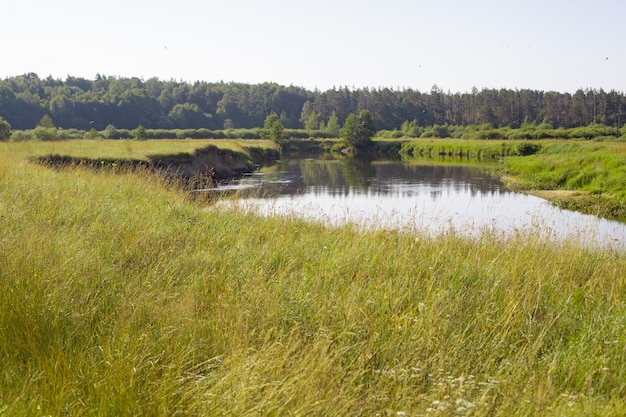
[103,124,120,139]
[304,111,320,131]
[168,102,211,128]
[340,110,376,149]
[341,113,358,146]
[263,113,287,145]
[299,101,314,127]
[133,125,147,140]
[401,119,421,137]
[0,116,11,140]
[223,119,235,129]
[325,111,341,137]
[38,114,55,128]
[33,114,58,141]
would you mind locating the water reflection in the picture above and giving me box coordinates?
[211,156,626,249]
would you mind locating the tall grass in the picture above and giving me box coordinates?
[502,141,626,195]
[1,141,626,415]
[501,141,626,221]
[398,139,540,160]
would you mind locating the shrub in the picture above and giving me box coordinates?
[516,141,541,156]
[33,126,58,141]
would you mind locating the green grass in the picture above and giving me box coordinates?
[398,138,626,222]
[500,141,626,221]
[398,138,540,160]
[9,138,276,161]
[1,141,626,415]
[502,141,626,195]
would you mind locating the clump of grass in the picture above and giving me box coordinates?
[1,141,626,415]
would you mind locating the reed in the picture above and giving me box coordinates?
[1,141,625,416]
[398,138,540,160]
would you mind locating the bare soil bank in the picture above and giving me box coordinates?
[35,145,279,186]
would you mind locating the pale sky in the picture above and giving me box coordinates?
[2,0,624,93]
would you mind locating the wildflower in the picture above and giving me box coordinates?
[455,398,475,409]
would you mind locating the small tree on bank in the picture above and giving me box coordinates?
[326,111,341,137]
[133,125,147,140]
[263,113,287,147]
[341,110,376,150]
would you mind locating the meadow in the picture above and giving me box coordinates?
[1,140,626,416]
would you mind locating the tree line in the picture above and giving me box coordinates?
[0,73,624,132]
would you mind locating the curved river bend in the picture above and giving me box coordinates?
[210,158,626,250]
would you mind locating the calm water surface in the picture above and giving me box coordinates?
[211,157,626,249]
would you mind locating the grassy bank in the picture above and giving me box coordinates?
[397,138,626,222]
[10,138,277,161]
[1,141,626,415]
[500,141,626,221]
[398,138,541,160]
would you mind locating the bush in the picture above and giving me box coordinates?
[147,129,178,139]
[420,124,451,138]
[10,130,32,141]
[469,128,507,140]
[516,141,542,156]
[376,129,405,139]
[33,126,58,141]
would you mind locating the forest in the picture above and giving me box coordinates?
[0,72,625,133]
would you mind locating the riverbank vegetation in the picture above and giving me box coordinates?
[2,118,621,144]
[9,134,626,222]
[397,138,626,222]
[1,141,625,415]
[502,141,626,221]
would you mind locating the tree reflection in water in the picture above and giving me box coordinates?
[211,156,626,249]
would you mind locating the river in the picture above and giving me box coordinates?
[208,157,626,249]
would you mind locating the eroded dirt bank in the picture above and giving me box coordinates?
[36,145,279,186]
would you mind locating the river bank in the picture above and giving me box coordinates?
[31,140,280,186]
[391,138,626,223]
[18,137,626,223]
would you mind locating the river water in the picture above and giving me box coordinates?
[209,157,626,249]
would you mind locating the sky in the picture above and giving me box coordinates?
[1,0,624,93]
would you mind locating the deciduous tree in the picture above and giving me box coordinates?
[263,113,286,146]
[340,110,376,150]
[326,111,341,137]
[0,116,11,140]
[133,125,147,140]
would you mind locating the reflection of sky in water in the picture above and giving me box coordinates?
[212,160,626,250]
